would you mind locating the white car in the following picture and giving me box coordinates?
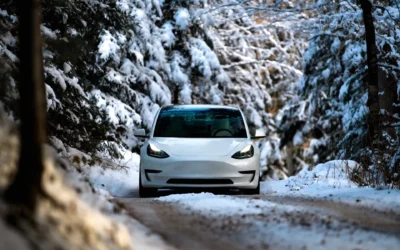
[134,105,264,197]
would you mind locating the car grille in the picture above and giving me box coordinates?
[166,179,234,185]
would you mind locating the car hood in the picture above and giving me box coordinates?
[152,138,249,156]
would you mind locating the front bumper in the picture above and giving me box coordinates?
[140,154,260,189]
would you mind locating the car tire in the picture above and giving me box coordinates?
[242,178,260,195]
[139,173,158,198]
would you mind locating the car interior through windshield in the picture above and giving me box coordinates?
[153,107,247,138]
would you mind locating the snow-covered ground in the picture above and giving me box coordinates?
[83,150,140,198]
[155,160,400,250]
[62,144,400,250]
[60,146,175,250]
[262,160,400,212]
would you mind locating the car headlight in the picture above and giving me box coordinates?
[147,143,169,158]
[232,145,254,159]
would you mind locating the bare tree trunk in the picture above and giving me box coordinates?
[285,142,295,176]
[173,85,180,104]
[359,1,391,182]
[5,0,47,211]
[360,0,380,146]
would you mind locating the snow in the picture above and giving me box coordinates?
[339,79,349,100]
[174,8,191,30]
[157,160,400,217]
[0,31,17,46]
[45,84,62,111]
[40,134,173,250]
[209,85,222,104]
[330,37,341,53]
[114,215,175,250]
[45,65,86,97]
[159,193,400,249]
[49,136,67,154]
[270,160,359,189]
[160,22,175,48]
[41,25,57,39]
[48,147,174,250]
[157,160,400,249]
[1,46,18,62]
[322,68,330,79]
[170,52,189,85]
[0,9,8,17]
[43,50,54,59]
[63,62,72,73]
[249,219,400,250]
[89,89,142,127]
[149,81,170,105]
[262,160,400,212]
[158,190,400,249]
[50,143,174,250]
[105,69,124,84]
[190,38,220,72]
[248,108,263,128]
[158,192,285,216]
[292,130,303,145]
[84,150,140,197]
[90,89,144,148]
[120,59,138,75]
[45,66,67,90]
[98,30,121,63]
[67,27,78,37]
[66,76,86,97]
[140,96,160,130]
[342,43,364,67]
[179,84,192,104]
[0,216,31,250]
[341,102,368,131]
[116,0,130,13]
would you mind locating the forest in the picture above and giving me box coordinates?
[0,1,400,250]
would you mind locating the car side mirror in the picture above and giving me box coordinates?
[251,135,266,140]
[134,129,148,138]
[251,130,266,140]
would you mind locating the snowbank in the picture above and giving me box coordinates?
[0,131,173,250]
[262,160,400,212]
[84,150,140,198]
[50,136,140,198]
[273,160,359,191]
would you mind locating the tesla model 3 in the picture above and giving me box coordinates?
[134,105,264,197]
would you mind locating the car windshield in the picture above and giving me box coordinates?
[153,107,247,138]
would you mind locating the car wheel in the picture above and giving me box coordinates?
[139,173,158,198]
[242,179,260,195]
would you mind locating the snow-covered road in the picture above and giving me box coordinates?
[118,189,400,250]
[95,159,400,250]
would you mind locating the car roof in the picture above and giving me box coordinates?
[161,104,240,111]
